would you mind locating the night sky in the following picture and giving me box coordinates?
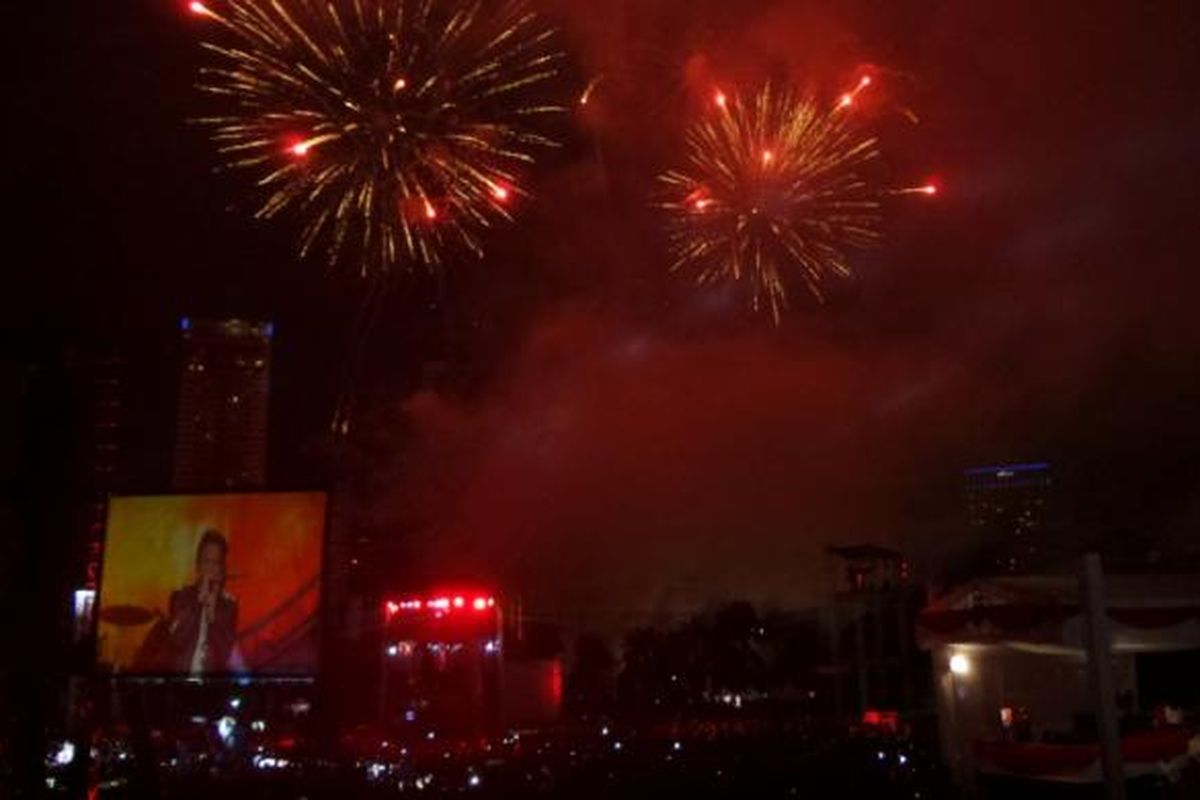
[9,1,1200,625]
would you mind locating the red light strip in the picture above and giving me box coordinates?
[383,594,496,617]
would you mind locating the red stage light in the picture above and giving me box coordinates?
[551,661,564,706]
[384,600,400,617]
[398,589,496,615]
[188,1,212,16]
[862,708,900,733]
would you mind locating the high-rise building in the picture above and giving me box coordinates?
[66,353,125,639]
[172,318,272,491]
[964,462,1052,573]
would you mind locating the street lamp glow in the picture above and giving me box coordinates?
[949,653,971,676]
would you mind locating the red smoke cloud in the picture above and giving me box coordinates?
[365,307,998,631]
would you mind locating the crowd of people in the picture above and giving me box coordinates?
[42,698,950,799]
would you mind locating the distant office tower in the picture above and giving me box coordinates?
[173,318,272,491]
[964,462,1052,573]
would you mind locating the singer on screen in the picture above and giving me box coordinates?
[165,529,239,674]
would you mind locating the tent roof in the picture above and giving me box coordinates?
[917,574,1200,653]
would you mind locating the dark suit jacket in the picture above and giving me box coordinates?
[166,584,238,673]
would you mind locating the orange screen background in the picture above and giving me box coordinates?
[97,492,326,674]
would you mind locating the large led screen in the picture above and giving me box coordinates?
[97,492,326,676]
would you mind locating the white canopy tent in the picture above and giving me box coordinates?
[917,574,1200,785]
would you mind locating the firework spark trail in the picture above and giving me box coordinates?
[659,83,933,322]
[191,0,565,275]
